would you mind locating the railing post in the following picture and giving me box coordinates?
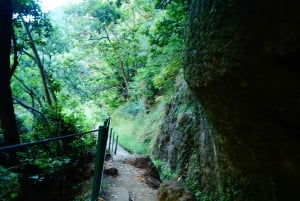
[114,135,118,155]
[111,132,115,154]
[108,128,112,153]
[104,117,110,127]
[91,122,109,201]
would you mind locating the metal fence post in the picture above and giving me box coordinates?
[91,124,109,201]
[114,135,118,155]
[108,128,112,153]
[112,132,115,154]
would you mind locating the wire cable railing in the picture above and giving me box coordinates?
[0,129,99,152]
[0,117,116,201]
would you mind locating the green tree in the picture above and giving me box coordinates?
[21,16,53,106]
[63,0,151,102]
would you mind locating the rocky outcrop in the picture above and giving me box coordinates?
[152,73,222,199]
[153,1,300,201]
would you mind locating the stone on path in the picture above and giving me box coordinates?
[104,167,118,177]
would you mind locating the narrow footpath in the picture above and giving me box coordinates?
[99,146,159,201]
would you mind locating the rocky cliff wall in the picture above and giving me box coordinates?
[153,72,225,200]
[153,0,300,201]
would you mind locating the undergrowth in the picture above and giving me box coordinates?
[111,100,165,154]
[152,159,178,181]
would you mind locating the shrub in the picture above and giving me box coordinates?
[0,166,20,201]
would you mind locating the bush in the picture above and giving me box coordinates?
[0,166,20,201]
[153,159,178,181]
[16,105,95,191]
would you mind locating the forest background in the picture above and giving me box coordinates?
[0,0,187,200]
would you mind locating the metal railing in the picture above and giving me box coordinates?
[108,127,119,155]
[0,130,99,152]
[0,117,117,201]
[91,117,110,201]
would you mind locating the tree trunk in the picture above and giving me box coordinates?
[104,28,130,98]
[0,0,20,145]
[22,17,53,106]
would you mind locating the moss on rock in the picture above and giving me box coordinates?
[154,0,300,201]
[183,0,300,201]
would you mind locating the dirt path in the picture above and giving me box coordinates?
[100,146,158,201]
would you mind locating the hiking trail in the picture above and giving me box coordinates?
[99,145,159,201]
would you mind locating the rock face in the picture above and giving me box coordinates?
[152,73,222,199]
[153,1,300,201]
[157,180,195,201]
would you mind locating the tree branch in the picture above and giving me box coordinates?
[13,75,43,108]
[13,97,42,115]
[22,49,36,61]
[88,36,110,41]
[156,0,172,9]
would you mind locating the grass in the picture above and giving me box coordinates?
[110,101,165,155]
[110,116,147,154]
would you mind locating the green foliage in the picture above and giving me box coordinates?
[153,59,181,90]
[19,155,71,179]
[186,179,230,201]
[153,159,178,181]
[22,105,83,140]
[114,101,144,118]
[111,110,148,154]
[112,102,146,153]
[4,0,193,199]
[112,100,166,155]
[61,0,160,107]
[186,179,204,201]
[150,1,187,47]
[55,0,187,112]
[13,1,52,48]
[8,0,188,196]
[16,104,94,187]
[0,166,20,201]
[13,0,42,17]
[130,0,187,104]
[130,64,159,99]
[90,2,122,26]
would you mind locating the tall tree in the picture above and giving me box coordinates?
[0,0,20,145]
[21,17,53,106]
